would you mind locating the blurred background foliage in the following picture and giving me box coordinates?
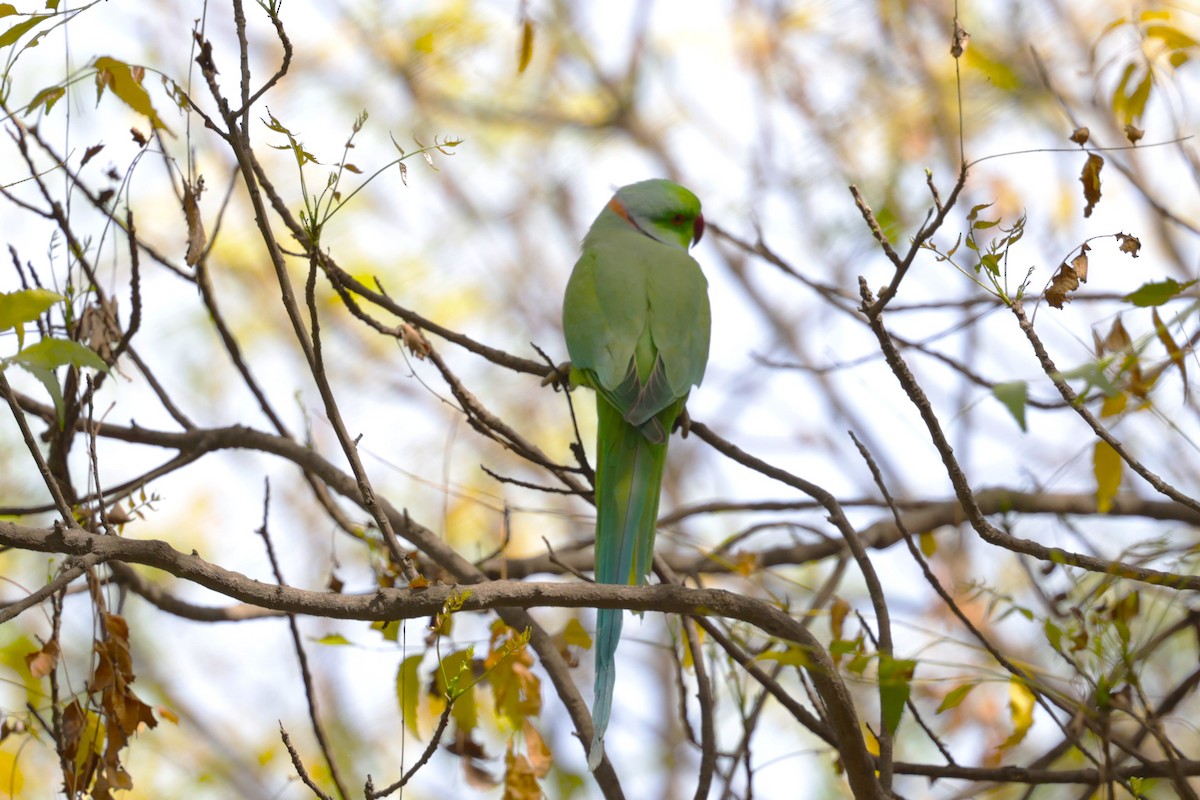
[1,0,1199,797]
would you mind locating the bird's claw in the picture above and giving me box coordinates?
[674,406,693,438]
[541,360,573,389]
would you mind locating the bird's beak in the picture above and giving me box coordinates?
[693,213,705,246]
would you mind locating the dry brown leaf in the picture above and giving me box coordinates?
[1124,123,1144,144]
[1116,232,1141,257]
[1045,263,1081,309]
[1080,152,1104,217]
[76,297,121,364]
[1069,127,1090,145]
[81,143,106,168]
[1103,317,1132,353]
[25,638,60,679]
[399,322,431,359]
[951,19,970,57]
[1152,307,1188,398]
[523,719,553,777]
[503,741,541,800]
[183,177,207,266]
[1071,243,1091,283]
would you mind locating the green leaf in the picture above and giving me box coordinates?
[978,252,1001,276]
[966,201,994,222]
[878,655,916,736]
[936,683,976,714]
[1044,618,1063,652]
[0,288,62,349]
[13,337,107,372]
[0,4,17,18]
[93,56,171,132]
[14,361,64,424]
[0,14,48,48]
[993,381,1028,431]
[1123,278,1196,307]
[396,654,424,739]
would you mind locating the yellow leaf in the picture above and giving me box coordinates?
[396,654,424,738]
[998,679,1035,750]
[0,751,24,796]
[756,645,812,668]
[830,597,850,641]
[733,550,759,576]
[1152,307,1188,393]
[414,31,434,54]
[860,721,880,756]
[516,19,534,74]
[680,620,705,670]
[1100,391,1127,418]
[93,56,171,132]
[436,649,479,731]
[919,531,937,557]
[560,617,592,649]
[1093,439,1122,513]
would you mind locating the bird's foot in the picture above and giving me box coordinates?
[541,360,573,389]
[674,406,693,438]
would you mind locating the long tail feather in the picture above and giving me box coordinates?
[588,396,670,770]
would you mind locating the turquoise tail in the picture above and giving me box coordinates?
[588,395,672,770]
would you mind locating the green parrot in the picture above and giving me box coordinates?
[562,179,710,770]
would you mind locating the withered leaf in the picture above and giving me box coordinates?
[1116,232,1141,257]
[1080,153,1104,217]
[183,177,206,266]
[523,719,552,778]
[81,143,105,167]
[1069,127,1090,145]
[130,127,148,147]
[1071,243,1091,283]
[1045,263,1081,309]
[503,745,542,800]
[446,726,490,761]
[1152,307,1188,398]
[951,19,970,58]
[1103,316,1132,353]
[25,638,60,679]
[399,322,431,359]
[1124,123,1144,144]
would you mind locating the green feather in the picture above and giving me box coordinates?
[562,179,710,770]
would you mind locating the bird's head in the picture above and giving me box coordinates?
[607,179,704,251]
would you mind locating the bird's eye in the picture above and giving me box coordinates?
[671,213,686,225]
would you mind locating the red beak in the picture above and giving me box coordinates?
[693,213,705,245]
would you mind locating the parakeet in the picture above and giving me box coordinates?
[562,179,710,770]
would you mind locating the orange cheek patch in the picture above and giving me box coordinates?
[607,196,636,227]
